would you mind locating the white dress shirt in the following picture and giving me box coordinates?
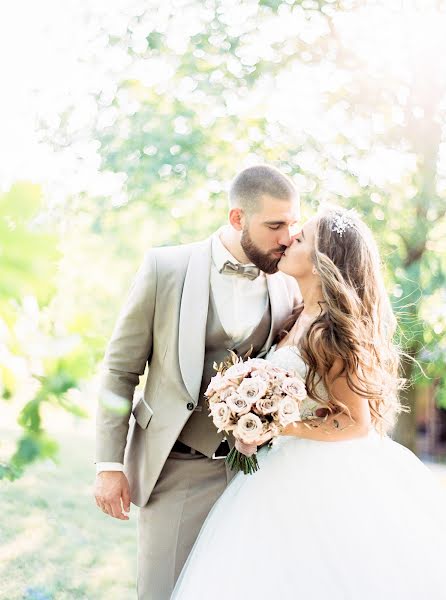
[96,228,269,473]
[209,228,268,345]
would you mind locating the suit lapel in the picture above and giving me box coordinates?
[178,238,212,401]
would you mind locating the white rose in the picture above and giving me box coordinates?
[226,392,252,415]
[282,377,307,401]
[277,396,301,427]
[210,402,234,432]
[237,377,268,403]
[235,413,264,443]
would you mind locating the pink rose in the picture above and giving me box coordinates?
[250,369,272,384]
[235,412,264,443]
[237,378,268,403]
[219,386,237,401]
[226,392,252,415]
[210,402,234,432]
[282,377,307,401]
[205,372,232,396]
[255,395,280,415]
[277,396,301,427]
[224,361,253,380]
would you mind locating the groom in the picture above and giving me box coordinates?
[94,164,301,599]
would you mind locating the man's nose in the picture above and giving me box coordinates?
[278,226,294,247]
[278,233,292,247]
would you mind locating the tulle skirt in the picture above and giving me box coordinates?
[172,432,446,600]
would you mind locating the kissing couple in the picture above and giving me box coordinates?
[95,165,446,599]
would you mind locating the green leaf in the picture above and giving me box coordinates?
[9,431,59,470]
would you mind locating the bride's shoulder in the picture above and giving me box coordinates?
[266,343,304,371]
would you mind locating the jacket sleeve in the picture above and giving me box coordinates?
[95,250,157,463]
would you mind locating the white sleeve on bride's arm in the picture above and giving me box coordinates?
[96,462,124,474]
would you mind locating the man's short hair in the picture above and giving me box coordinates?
[229,165,297,214]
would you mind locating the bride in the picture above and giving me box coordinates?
[172,205,446,600]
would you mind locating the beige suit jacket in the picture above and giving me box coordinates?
[96,236,300,506]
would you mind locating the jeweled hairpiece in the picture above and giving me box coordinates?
[331,210,356,237]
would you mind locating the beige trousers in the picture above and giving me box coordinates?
[137,451,232,600]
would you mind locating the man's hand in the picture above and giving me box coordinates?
[94,471,131,520]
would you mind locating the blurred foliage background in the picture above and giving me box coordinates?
[1,0,446,596]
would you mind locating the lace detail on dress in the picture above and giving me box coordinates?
[265,344,328,419]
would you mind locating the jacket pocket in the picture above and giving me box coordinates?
[132,397,154,429]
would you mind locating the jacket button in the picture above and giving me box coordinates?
[187,402,194,411]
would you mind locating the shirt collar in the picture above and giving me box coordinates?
[211,227,263,276]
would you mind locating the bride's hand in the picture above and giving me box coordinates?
[234,430,273,456]
[235,437,257,457]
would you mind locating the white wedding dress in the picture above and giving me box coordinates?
[172,345,446,600]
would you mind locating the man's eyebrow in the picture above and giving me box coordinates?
[263,220,287,225]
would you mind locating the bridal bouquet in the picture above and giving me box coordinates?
[205,351,307,474]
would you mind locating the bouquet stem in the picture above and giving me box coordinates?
[225,447,259,475]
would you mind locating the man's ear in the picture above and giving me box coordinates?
[229,207,245,231]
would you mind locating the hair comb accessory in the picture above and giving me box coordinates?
[331,210,356,237]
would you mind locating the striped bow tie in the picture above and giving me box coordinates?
[220,260,260,280]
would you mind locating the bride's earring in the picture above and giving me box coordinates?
[312,266,318,275]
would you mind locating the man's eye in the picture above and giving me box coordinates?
[268,225,281,231]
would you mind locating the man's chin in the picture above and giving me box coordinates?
[262,258,281,274]
[276,255,291,273]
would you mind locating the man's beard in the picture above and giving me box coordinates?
[240,228,287,274]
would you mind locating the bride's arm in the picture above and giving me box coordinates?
[282,359,372,442]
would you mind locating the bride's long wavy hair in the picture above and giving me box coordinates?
[278,205,406,434]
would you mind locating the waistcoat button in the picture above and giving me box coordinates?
[186,402,194,411]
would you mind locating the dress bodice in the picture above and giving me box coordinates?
[265,344,328,420]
